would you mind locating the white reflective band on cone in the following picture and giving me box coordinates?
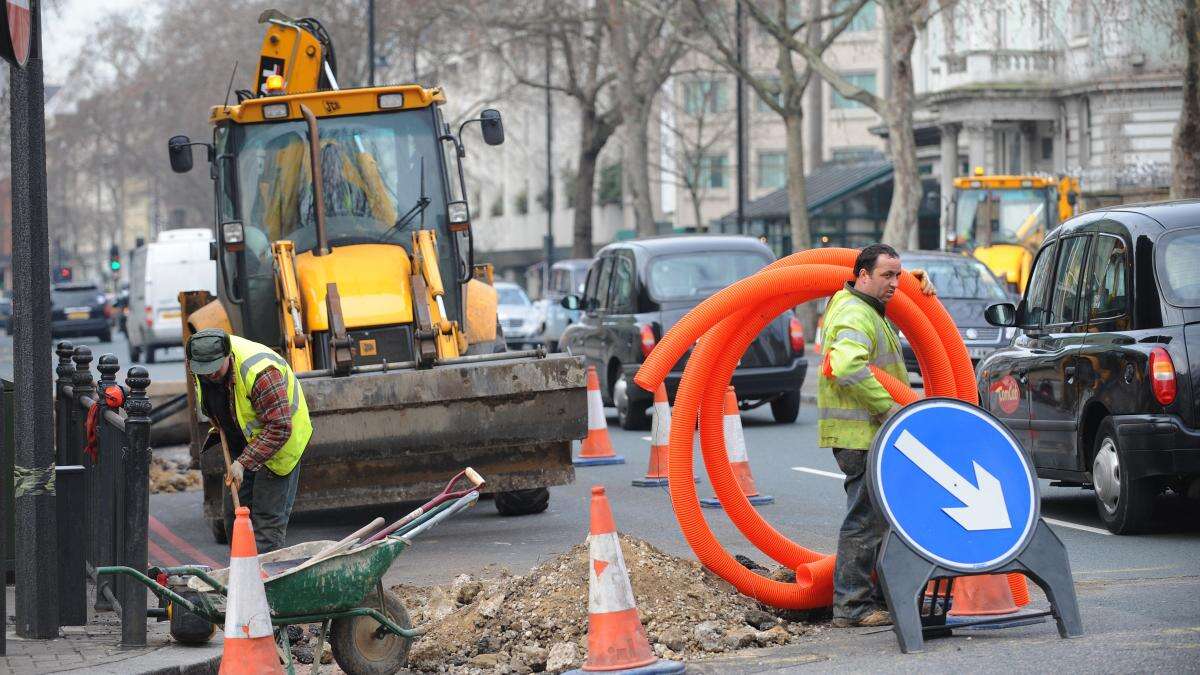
[651,402,671,445]
[724,414,748,462]
[224,556,274,639]
[588,389,606,431]
[587,532,638,614]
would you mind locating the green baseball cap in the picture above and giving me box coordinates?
[187,328,231,375]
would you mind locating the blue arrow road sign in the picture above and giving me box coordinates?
[870,398,1038,573]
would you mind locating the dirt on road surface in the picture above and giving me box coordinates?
[392,535,824,674]
[149,455,200,493]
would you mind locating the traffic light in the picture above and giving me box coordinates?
[56,266,72,282]
[108,244,121,272]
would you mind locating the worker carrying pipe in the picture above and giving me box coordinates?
[819,244,935,628]
[187,328,312,553]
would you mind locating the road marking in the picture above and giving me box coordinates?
[791,466,845,480]
[149,539,181,567]
[150,515,223,568]
[1042,517,1112,536]
[794,465,1110,535]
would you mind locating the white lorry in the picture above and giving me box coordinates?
[127,228,217,363]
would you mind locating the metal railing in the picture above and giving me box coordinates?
[52,341,153,648]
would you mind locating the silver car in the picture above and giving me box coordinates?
[495,282,545,350]
[536,259,592,351]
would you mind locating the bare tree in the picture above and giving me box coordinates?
[654,70,736,231]
[1173,0,1200,198]
[474,1,623,257]
[604,0,688,236]
[749,0,935,248]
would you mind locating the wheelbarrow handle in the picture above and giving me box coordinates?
[464,467,485,488]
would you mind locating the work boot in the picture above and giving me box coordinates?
[856,609,892,627]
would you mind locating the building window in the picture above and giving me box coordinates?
[757,151,786,189]
[683,79,729,115]
[755,76,781,113]
[830,72,876,109]
[695,154,728,189]
[1070,0,1089,38]
[1042,137,1054,160]
[832,0,876,32]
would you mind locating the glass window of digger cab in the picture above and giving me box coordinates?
[225,110,449,253]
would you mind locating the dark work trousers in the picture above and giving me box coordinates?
[831,447,887,621]
[222,464,301,554]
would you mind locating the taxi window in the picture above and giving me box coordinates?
[1047,236,1090,327]
[1023,241,1057,327]
[1157,227,1200,307]
[594,257,615,310]
[1086,235,1129,324]
[609,255,636,312]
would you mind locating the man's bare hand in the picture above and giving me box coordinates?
[225,460,245,490]
[909,268,937,296]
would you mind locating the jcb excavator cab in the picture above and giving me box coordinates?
[165,12,583,534]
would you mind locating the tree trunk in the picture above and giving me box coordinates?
[1173,0,1200,199]
[689,181,704,233]
[784,110,819,335]
[880,4,922,249]
[622,103,657,237]
[574,144,600,259]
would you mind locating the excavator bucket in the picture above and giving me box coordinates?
[192,349,586,522]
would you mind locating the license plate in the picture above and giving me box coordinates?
[160,310,181,320]
[968,347,992,360]
[67,311,89,320]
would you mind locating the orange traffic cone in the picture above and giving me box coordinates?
[567,487,683,674]
[701,387,773,507]
[945,574,1044,630]
[575,366,624,466]
[220,506,282,675]
[632,385,670,487]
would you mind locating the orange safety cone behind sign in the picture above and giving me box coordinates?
[947,573,1019,618]
[701,387,773,508]
[576,366,625,466]
[220,506,283,675]
[632,385,670,487]
[567,486,684,675]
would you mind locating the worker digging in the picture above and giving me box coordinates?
[188,328,311,553]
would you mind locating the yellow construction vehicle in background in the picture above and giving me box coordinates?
[167,10,585,541]
[944,169,1081,293]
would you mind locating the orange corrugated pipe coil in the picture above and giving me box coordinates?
[634,247,1029,610]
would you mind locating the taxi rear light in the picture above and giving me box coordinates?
[788,316,806,354]
[1149,347,1176,406]
[640,324,657,358]
[144,305,154,328]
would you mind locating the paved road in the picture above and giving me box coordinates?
[0,331,188,384]
[148,401,1200,671]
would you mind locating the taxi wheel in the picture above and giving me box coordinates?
[1092,417,1155,534]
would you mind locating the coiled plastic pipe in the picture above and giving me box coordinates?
[635,248,1025,609]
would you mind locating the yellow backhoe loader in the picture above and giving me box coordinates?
[167,11,585,541]
[944,169,1081,294]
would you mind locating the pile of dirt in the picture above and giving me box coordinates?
[149,456,200,493]
[393,535,823,674]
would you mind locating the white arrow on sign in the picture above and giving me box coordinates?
[893,429,1012,531]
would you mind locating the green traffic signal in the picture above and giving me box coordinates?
[110,260,121,271]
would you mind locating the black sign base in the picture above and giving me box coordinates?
[877,520,1084,653]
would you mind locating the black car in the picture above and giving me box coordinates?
[896,251,1018,374]
[51,283,112,342]
[978,200,1200,534]
[560,235,808,429]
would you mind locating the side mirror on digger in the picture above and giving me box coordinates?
[168,135,216,174]
[480,109,504,146]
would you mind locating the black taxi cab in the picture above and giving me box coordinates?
[978,200,1200,534]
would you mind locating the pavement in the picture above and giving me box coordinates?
[0,586,221,675]
[146,399,1200,673]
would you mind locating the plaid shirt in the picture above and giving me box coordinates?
[234,367,293,472]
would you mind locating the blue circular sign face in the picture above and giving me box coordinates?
[870,398,1038,572]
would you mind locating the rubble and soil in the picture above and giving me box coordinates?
[387,535,823,674]
[149,455,201,493]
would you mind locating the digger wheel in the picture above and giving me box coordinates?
[330,590,412,675]
[208,517,227,545]
[494,488,550,516]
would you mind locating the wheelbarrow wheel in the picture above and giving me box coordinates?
[330,590,412,675]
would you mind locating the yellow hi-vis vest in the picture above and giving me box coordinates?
[193,335,311,476]
[817,288,908,450]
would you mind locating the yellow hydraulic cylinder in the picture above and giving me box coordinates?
[272,240,314,372]
[412,230,461,359]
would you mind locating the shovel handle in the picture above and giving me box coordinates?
[216,427,241,510]
[464,467,485,488]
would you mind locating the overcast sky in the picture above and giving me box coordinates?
[43,0,152,83]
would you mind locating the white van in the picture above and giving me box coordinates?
[127,228,217,363]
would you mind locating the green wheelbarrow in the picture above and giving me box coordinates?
[99,468,485,675]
